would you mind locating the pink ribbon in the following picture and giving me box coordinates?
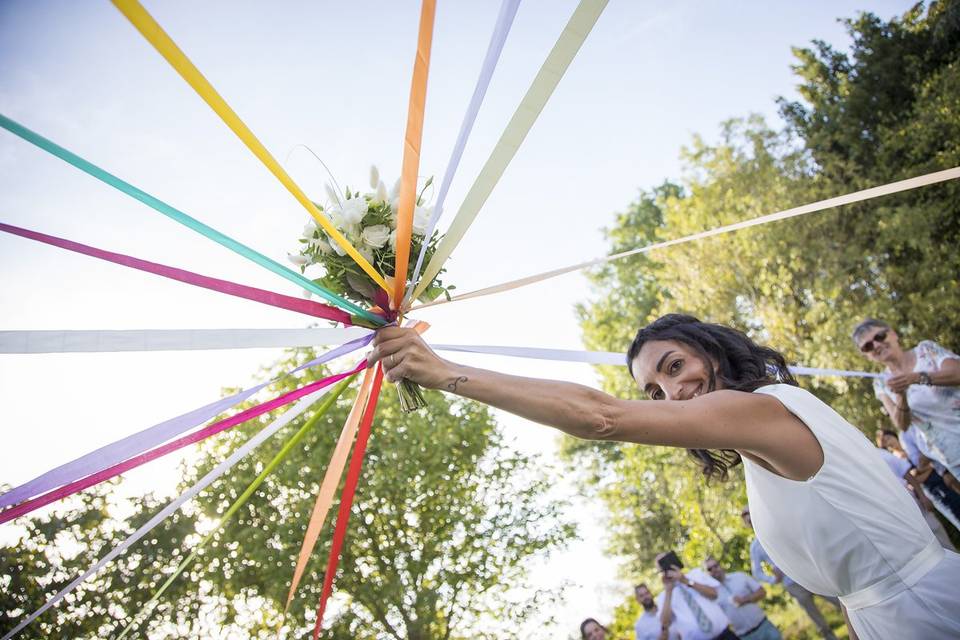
[0,222,353,324]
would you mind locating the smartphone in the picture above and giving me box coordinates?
[657,550,684,572]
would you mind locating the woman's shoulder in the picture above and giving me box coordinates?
[750,384,840,423]
[916,339,941,353]
[915,339,959,365]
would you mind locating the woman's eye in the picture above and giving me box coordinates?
[653,389,664,400]
[669,359,682,374]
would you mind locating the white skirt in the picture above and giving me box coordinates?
[844,547,960,639]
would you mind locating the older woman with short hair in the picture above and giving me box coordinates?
[852,318,960,481]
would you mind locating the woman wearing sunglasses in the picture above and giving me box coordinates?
[853,318,960,485]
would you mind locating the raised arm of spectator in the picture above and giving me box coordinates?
[659,576,675,640]
[667,568,718,599]
[734,585,766,606]
[878,390,912,430]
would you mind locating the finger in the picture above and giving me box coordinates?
[384,353,410,383]
[367,336,409,368]
[372,326,412,346]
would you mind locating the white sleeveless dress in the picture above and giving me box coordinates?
[744,384,960,640]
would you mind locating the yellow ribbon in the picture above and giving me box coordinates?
[409,0,608,303]
[393,0,436,307]
[111,0,388,293]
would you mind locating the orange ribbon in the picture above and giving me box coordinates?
[284,367,376,612]
[392,0,436,308]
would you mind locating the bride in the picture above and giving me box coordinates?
[369,314,960,640]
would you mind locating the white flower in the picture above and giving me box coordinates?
[389,228,397,250]
[369,165,380,189]
[326,205,346,230]
[374,180,388,204]
[303,220,318,237]
[330,238,347,256]
[361,224,390,248]
[413,205,433,236]
[358,244,375,264]
[324,182,343,207]
[287,253,309,266]
[311,237,333,254]
[340,196,368,226]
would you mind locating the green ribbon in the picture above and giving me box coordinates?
[0,113,383,325]
[115,373,357,639]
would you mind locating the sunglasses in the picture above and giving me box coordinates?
[859,330,888,353]
[705,563,720,571]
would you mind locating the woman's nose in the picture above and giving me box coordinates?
[664,382,684,401]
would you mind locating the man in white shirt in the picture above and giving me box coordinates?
[691,556,781,640]
[742,507,840,640]
[654,552,737,640]
[634,581,682,640]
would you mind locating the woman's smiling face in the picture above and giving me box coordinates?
[631,339,719,401]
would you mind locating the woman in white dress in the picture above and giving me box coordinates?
[369,314,960,640]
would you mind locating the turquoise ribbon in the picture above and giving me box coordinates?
[0,113,383,325]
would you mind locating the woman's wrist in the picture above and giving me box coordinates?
[436,362,470,394]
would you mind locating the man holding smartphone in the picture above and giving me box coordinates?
[633,581,682,640]
[653,552,739,640]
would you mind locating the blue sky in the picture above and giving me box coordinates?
[0,0,915,636]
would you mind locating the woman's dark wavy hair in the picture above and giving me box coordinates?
[626,314,797,481]
[580,617,609,639]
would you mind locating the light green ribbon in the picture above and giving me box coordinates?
[115,373,356,639]
[0,113,383,325]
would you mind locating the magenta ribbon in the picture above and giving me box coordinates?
[0,222,353,325]
[0,361,366,525]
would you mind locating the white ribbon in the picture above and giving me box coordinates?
[1,384,338,640]
[0,327,370,353]
[0,329,875,378]
[431,343,878,378]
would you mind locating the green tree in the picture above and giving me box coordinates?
[3,349,573,639]
[1,485,202,639]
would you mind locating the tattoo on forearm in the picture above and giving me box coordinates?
[446,376,468,392]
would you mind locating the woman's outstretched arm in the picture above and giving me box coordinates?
[369,328,821,477]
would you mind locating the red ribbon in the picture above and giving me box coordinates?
[0,222,354,325]
[313,365,384,637]
[0,363,365,525]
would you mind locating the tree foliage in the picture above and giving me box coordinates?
[3,350,573,639]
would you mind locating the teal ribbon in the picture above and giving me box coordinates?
[0,113,384,325]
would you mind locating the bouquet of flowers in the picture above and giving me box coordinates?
[288,165,454,411]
